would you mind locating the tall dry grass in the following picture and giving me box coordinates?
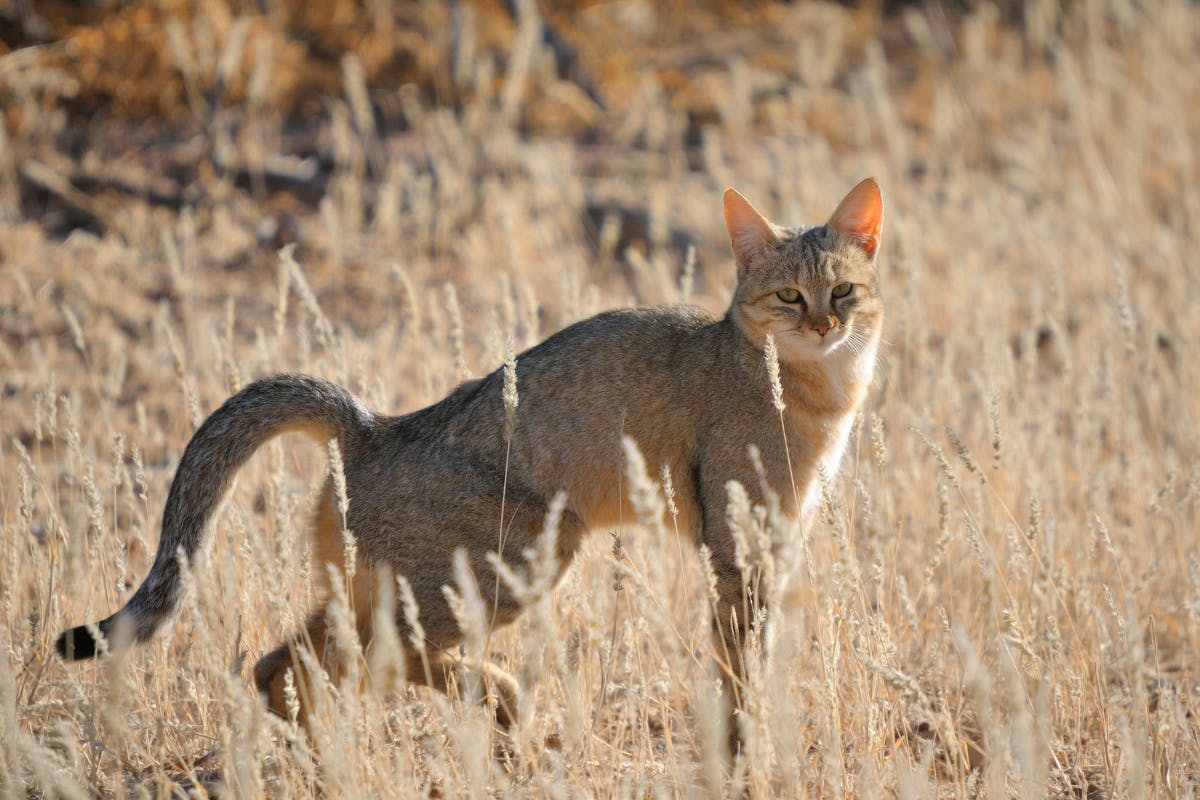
[1,1,1198,796]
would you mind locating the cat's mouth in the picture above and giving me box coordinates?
[802,324,849,349]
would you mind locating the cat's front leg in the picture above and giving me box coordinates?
[704,547,769,762]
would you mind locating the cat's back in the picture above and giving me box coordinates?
[527,304,717,359]
[511,304,727,405]
[390,305,722,441]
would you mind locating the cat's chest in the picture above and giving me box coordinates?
[801,410,859,515]
[789,410,857,520]
[781,347,877,518]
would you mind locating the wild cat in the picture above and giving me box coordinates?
[57,179,884,748]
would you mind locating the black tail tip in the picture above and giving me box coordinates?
[56,625,100,660]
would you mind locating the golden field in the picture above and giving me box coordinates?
[1,1,1197,796]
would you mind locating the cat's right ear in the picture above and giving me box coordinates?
[828,178,884,260]
[723,188,778,271]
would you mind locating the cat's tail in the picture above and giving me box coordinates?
[56,374,374,660]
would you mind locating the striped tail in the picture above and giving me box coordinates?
[56,374,373,660]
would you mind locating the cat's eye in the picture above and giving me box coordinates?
[831,283,853,299]
[776,288,802,303]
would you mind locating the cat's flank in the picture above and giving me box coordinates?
[57,179,884,749]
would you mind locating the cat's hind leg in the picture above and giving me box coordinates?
[402,651,520,729]
[254,485,378,723]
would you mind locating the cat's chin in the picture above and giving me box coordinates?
[817,331,853,355]
[774,328,850,363]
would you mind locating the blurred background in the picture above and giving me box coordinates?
[10,0,1186,319]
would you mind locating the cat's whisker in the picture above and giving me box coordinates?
[839,330,868,356]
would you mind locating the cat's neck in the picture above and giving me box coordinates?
[778,329,880,419]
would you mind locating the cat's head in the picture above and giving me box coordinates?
[724,179,884,365]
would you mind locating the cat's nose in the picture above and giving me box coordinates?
[813,319,834,336]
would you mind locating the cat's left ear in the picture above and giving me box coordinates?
[828,178,883,260]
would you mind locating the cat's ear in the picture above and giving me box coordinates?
[828,178,883,260]
[724,188,778,270]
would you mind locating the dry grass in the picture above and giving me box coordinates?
[2,1,1199,797]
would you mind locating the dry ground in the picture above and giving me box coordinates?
[1,1,1198,797]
